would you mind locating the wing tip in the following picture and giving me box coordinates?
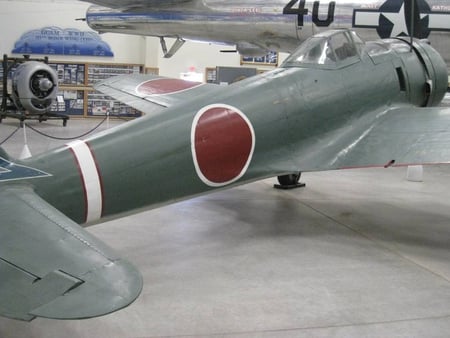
[29,258,143,320]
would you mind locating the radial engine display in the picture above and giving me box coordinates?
[1,56,68,125]
[11,61,58,115]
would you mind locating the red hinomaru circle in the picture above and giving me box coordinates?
[136,78,201,95]
[191,104,255,187]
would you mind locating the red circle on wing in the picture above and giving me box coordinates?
[136,79,201,95]
[194,106,254,184]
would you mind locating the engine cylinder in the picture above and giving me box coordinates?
[11,61,58,115]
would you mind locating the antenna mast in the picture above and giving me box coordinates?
[410,0,415,51]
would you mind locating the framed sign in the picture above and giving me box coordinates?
[241,51,278,66]
[12,27,114,57]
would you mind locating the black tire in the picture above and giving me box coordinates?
[277,172,301,186]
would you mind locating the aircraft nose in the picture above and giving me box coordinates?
[414,41,448,107]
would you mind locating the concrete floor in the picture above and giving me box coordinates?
[0,114,449,337]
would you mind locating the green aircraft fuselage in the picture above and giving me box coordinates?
[18,33,448,226]
[2,30,450,322]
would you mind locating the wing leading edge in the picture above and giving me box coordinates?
[293,106,450,172]
[0,185,142,321]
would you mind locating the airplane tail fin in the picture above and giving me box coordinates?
[0,147,49,182]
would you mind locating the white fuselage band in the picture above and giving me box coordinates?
[67,140,102,223]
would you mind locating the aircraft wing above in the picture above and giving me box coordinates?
[0,185,142,321]
[81,0,193,9]
[94,74,218,115]
[302,106,450,171]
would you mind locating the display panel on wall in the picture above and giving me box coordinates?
[12,27,113,57]
[46,61,146,118]
[87,63,142,85]
[50,63,85,85]
[87,91,142,118]
[49,89,85,116]
[205,67,217,83]
[241,51,278,66]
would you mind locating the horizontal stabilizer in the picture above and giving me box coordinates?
[0,186,142,321]
[0,156,51,182]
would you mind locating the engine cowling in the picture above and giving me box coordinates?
[391,38,448,108]
[412,40,448,107]
[11,61,58,115]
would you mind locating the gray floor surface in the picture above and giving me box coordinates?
[0,114,449,337]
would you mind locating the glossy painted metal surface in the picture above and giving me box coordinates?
[26,31,448,224]
[84,0,450,63]
[0,185,142,321]
[1,30,449,321]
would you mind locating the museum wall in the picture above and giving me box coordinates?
[0,0,147,65]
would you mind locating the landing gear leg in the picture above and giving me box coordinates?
[274,172,305,190]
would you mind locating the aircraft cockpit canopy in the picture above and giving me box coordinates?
[282,30,364,68]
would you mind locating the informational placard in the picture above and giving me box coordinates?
[49,90,85,115]
[87,91,142,118]
[49,63,85,85]
[241,51,278,66]
[12,27,114,57]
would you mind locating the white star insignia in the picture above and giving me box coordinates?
[382,2,410,36]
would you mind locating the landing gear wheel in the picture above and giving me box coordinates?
[277,173,301,186]
[274,172,305,190]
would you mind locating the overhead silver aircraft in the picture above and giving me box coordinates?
[82,0,450,64]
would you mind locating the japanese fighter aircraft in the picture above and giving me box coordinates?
[1,29,450,321]
[82,0,450,64]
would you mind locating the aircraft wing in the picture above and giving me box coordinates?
[94,74,218,115]
[81,0,193,10]
[0,185,142,321]
[305,106,450,171]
